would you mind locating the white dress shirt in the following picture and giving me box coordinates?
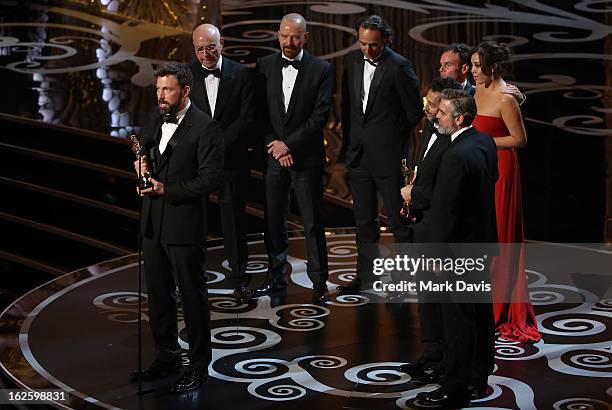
[362,57,377,113]
[450,125,473,142]
[281,50,303,112]
[422,132,438,160]
[203,55,222,117]
[159,100,190,154]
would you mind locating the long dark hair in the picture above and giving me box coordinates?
[471,41,510,80]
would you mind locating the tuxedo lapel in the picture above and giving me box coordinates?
[426,133,450,162]
[364,49,389,118]
[157,106,194,172]
[268,53,286,120]
[197,75,213,116]
[417,126,434,165]
[283,52,309,124]
[148,118,162,175]
[353,56,364,115]
[214,60,234,120]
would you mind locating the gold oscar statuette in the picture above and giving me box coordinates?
[130,135,153,190]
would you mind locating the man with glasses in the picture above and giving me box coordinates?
[189,24,255,304]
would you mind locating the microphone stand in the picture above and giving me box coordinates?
[136,153,144,396]
[135,151,156,396]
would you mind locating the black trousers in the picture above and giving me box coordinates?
[440,275,495,399]
[348,162,412,283]
[415,269,445,352]
[142,237,211,370]
[216,176,249,288]
[264,158,328,287]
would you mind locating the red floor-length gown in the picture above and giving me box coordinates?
[473,115,541,342]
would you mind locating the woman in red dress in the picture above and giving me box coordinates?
[470,41,541,342]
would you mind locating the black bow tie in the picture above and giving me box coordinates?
[162,113,178,124]
[280,58,301,69]
[365,58,378,67]
[202,67,221,78]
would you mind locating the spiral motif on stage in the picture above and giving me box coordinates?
[297,355,347,370]
[235,358,290,378]
[530,289,567,305]
[594,299,612,311]
[211,326,281,351]
[269,304,330,332]
[563,350,612,373]
[553,397,612,410]
[326,293,370,307]
[326,240,359,264]
[540,315,608,337]
[495,339,527,357]
[344,362,410,386]
[329,267,357,284]
[92,291,147,322]
[209,296,252,312]
[248,381,307,401]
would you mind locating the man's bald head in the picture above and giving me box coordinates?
[280,13,306,32]
[192,23,223,69]
[278,13,308,59]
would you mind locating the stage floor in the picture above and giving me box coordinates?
[1,231,611,409]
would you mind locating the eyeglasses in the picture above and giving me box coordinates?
[194,44,219,54]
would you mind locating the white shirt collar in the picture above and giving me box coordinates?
[174,99,190,122]
[450,125,472,142]
[282,49,303,62]
[461,79,468,88]
[201,55,222,71]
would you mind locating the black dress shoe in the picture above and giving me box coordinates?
[168,368,207,393]
[254,278,287,296]
[337,278,361,293]
[400,350,443,374]
[400,362,442,385]
[131,357,182,381]
[312,286,329,304]
[233,285,253,304]
[416,387,470,408]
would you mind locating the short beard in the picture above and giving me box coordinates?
[158,100,181,117]
[437,124,456,135]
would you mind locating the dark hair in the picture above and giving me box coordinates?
[440,88,476,126]
[430,76,462,93]
[442,43,471,67]
[470,41,510,80]
[356,15,392,39]
[154,61,193,88]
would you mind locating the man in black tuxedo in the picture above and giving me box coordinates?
[415,89,498,407]
[131,61,223,393]
[397,77,461,379]
[254,13,333,303]
[339,15,423,292]
[189,24,254,304]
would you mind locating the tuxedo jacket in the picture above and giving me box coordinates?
[410,121,451,242]
[427,126,498,244]
[255,50,334,170]
[463,81,475,96]
[189,59,254,179]
[139,104,223,244]
[341,47,423,177]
